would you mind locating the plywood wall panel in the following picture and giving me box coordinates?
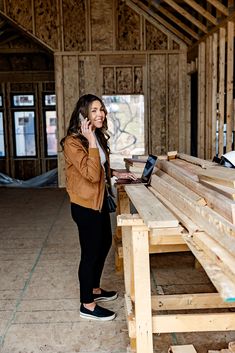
[134,67,143,94]
[116,67,133,93]
[146,21,168,50]
[34,0,60,50]
[168,54,179,151]
[80,55,99,95]
[149,54,166,155]
[117,0,140,50]
[103,67,115,94]
[90,0,113,51]
[63,55,79,127]
[62,0,86,51]
[5,0,32,32]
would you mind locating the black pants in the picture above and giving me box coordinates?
[71,199,112,303]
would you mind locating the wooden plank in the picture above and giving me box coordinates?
[163,0,208,33]
[132,226,153,353]
[182,0,217,25]
[176,153,215,169]
[122,226,134,297]
[155,169,206,205]
[206,0,229,16]
[218,27,226,156]
[200,179,235,200]
[129,313,235,336]
[198,42,206,158]
[184,236,235,302]
[152,293,235,311]
[127,0,190,45]
[124,184,179,228]
[169,345,197,353]
[150,173,235,256]
[155,5,199,40]
[117,214,145,227]
[157,160,235,224]
[148,186,200,235]
[198,167,235,188]
[205,35,213,159]
[211,32,218,158]
[226,21,234,152]
[193,231,235,283]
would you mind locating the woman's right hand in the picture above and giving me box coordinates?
[81,118,96,148]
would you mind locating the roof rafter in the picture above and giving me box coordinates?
[182,0,217,25]
[154,4,199,40]
[163,0,208,33]
[206,0,229,16]
[126,0,191,45]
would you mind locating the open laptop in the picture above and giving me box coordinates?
[116,154,158,185]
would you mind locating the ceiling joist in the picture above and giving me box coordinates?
[126,0,233,49]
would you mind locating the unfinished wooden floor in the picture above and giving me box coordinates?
[0,188,235,353]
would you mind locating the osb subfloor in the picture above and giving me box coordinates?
[0,188,235,353]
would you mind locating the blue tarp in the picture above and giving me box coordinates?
[0,168,58,188]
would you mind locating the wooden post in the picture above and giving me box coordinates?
[211,32,218,157]
[218,27,226,156]
[132,226,153,353]
[226,21,234,152]
[198,42,206,158]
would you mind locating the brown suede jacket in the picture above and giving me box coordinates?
[63,135,111,211]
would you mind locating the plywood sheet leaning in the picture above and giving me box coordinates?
[124,184,178,228]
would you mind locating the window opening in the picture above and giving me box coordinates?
[102,95,145,168]
[43,93,57,156]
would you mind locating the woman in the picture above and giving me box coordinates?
[60,94,136,321]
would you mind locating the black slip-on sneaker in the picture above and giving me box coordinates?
[80,304,116,321]
[93,289,118,302]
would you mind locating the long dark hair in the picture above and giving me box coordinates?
[60,94,110,151]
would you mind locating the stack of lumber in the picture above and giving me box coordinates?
[149,153,235,302]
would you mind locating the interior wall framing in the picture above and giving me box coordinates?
[0,0,189,185]
[196,21,235,160]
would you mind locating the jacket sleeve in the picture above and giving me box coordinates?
[64,137,102,183]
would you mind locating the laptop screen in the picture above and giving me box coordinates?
[141,154,158,183]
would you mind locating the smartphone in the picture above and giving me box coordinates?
[79,113,85,122]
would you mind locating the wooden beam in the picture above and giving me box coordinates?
[226,21,234,152]
[129,312,235,335]
[154,4,200,40]
[182,0,217,25]
[211,32,218,158]
[163,0,208,33]
[206,0,229,16]
[124,184,179,228]
[152,293,235,311]
[157,160,235,224]
[126,0,191,45]
[218,26,226,156]
[185,236,235,301]
[198,41,206,158]
[188,10,235,55]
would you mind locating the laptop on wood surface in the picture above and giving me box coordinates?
[116,154,158,185]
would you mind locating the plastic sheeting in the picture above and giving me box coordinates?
[0,168,58,188]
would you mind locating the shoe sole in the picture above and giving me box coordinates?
[80,311,116,321]
[94,293,118,302]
